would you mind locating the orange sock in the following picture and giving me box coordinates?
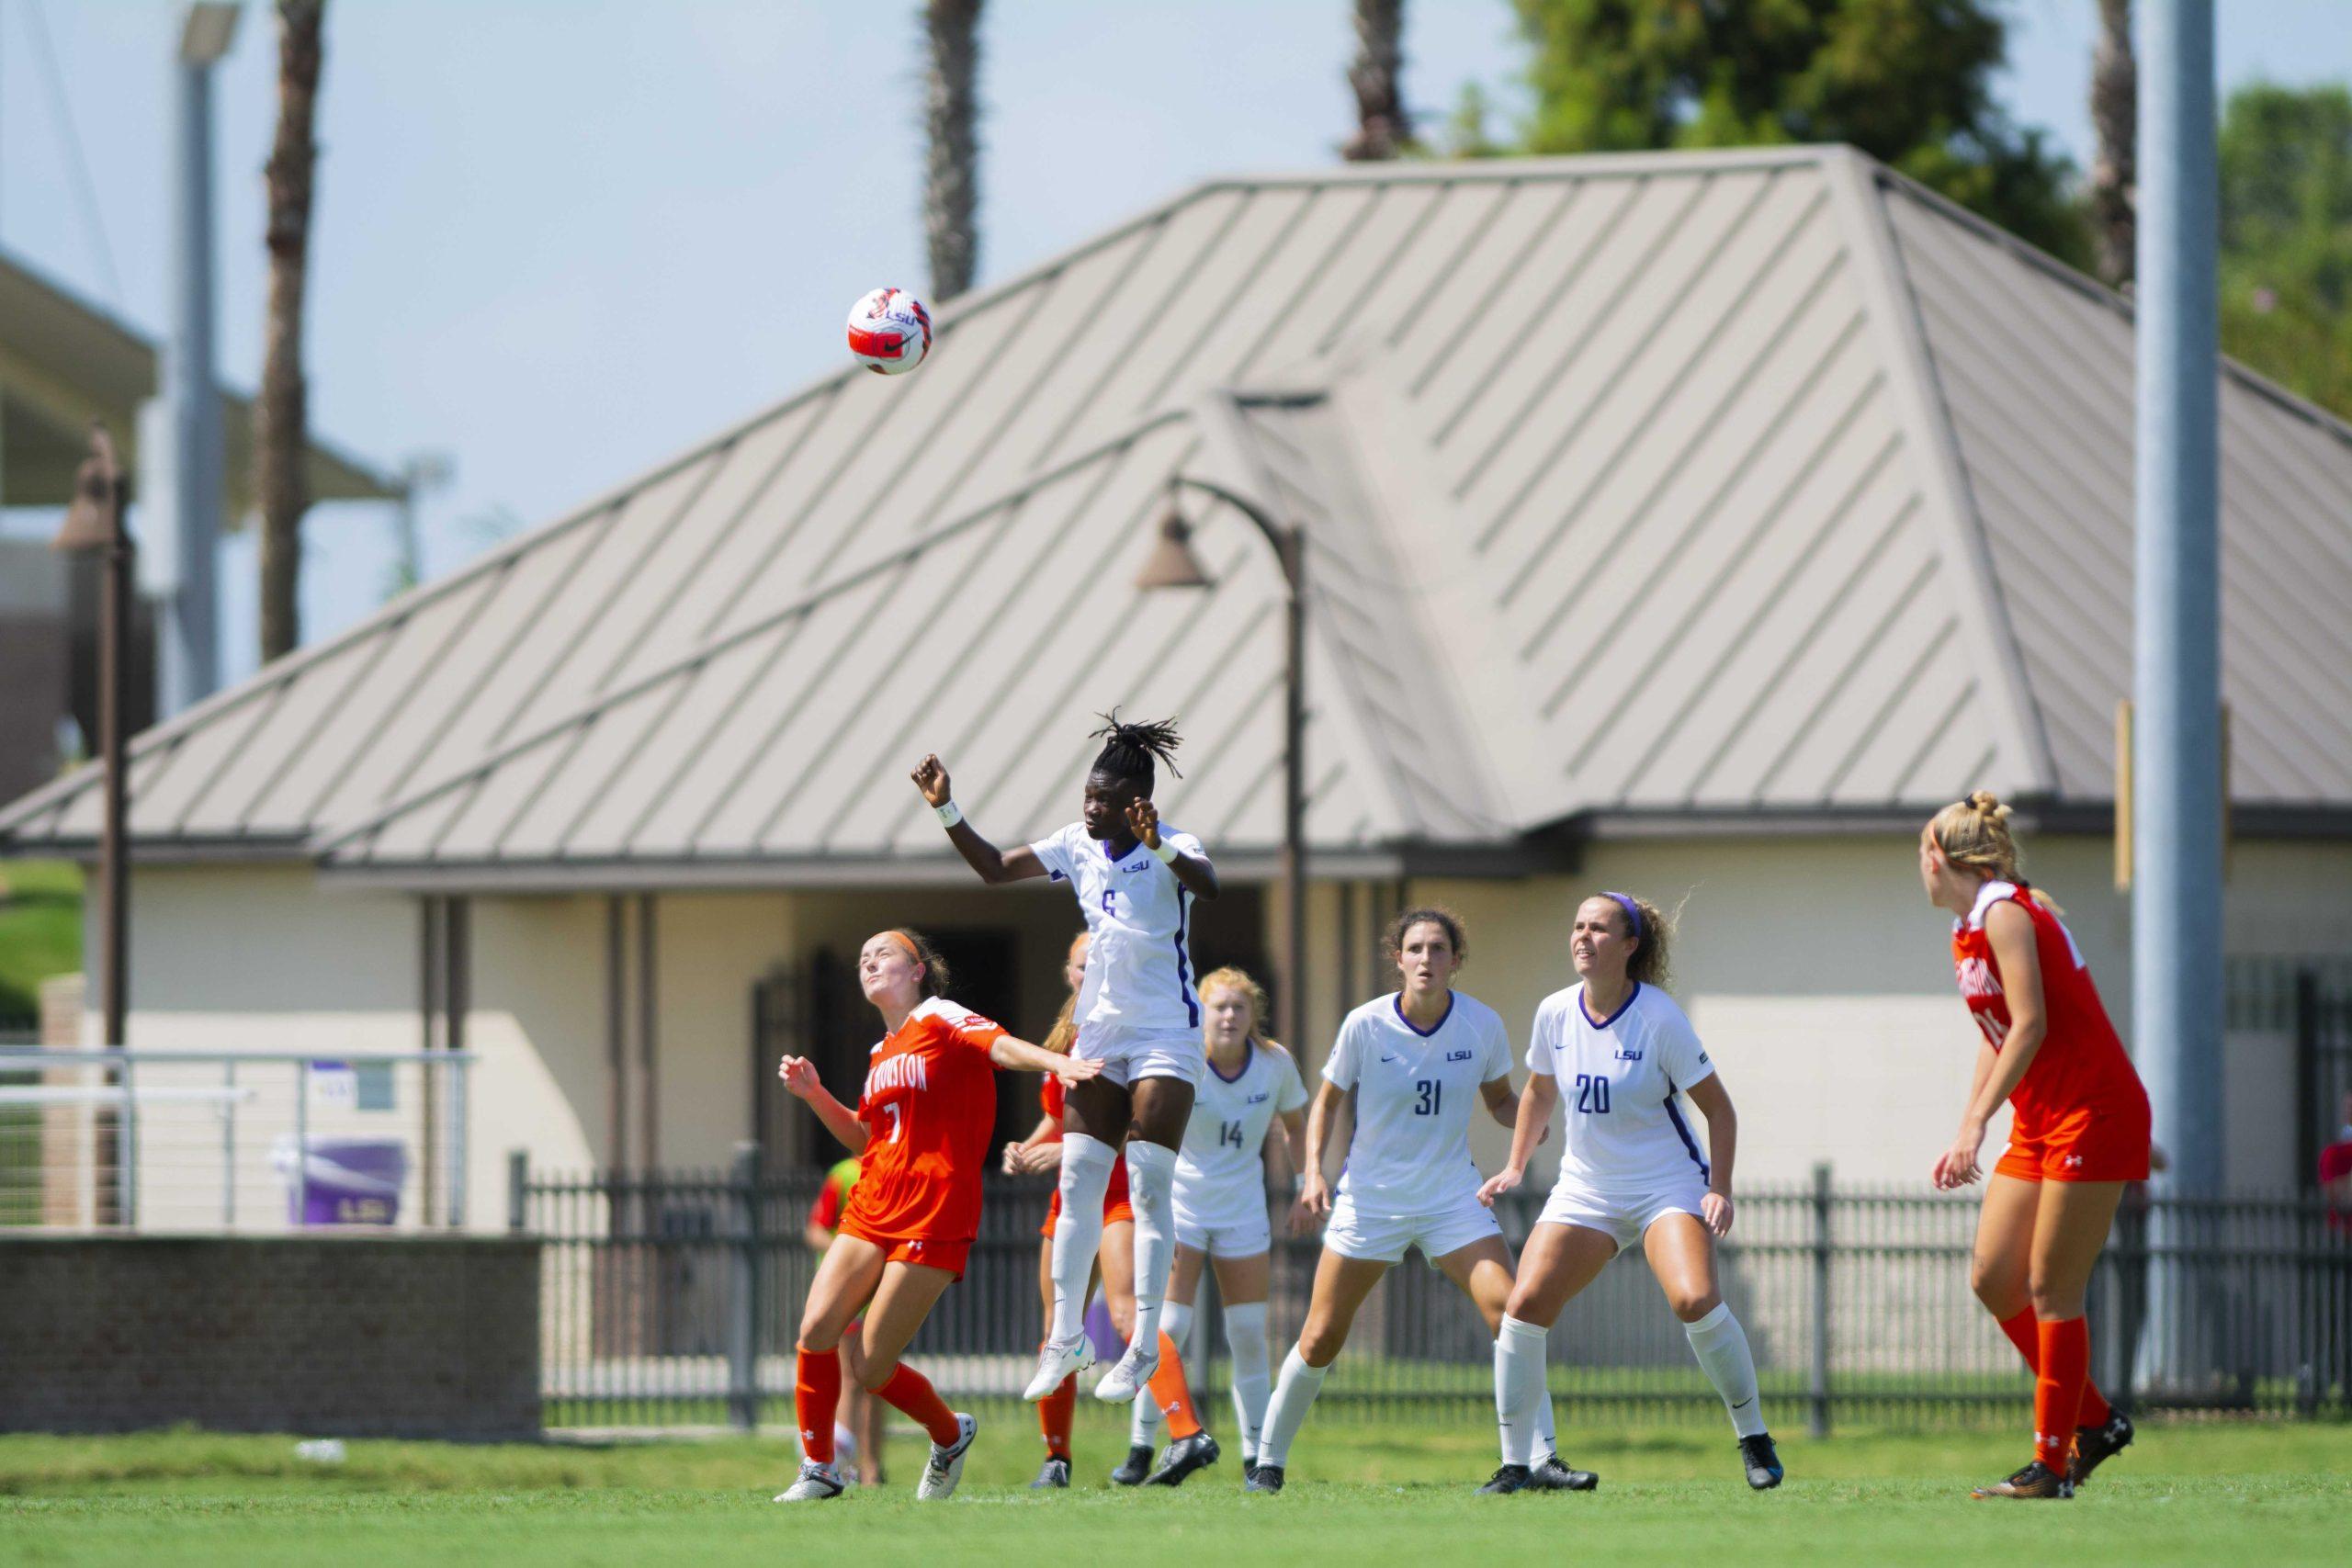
[873,1361,962,1447]
[1148,1329,1203,1440]
[795,1348,841,1466]
[1998,1305,2111,1426]
[2033,1316,2091,1471]
[1039,1365,1077,1460]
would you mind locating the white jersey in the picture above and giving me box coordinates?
[1324,991,1513,1213]
[1527,981,1715,1197]
[1178,1040,1309,1198]
[1029,820,1208,1033]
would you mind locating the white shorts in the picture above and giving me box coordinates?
[1076,1023,1204,1089]
[1172,1178,1272,1258]
[1324,1185,1500,1267]
[1535,1175,1711,1255]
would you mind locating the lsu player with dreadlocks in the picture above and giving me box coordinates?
[913,714,1216,1407]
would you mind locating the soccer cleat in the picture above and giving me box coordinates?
[1145,1431,1221,1486]
[2070,1411,2134,1487]
[1244,1462,1285,1494]
[775,1460,845,1502]
[1109,1443,1155,1486]
[1476,1463,1533,1495]
[1972,1460,2074,1500]
[1030,1456,1071,1490]
[1527,1454,1600,1491]
[1094,1341,1160,1403]
[1738,1432,1784,1490]
[1024,1336,1097,1401]
[916,1413,979,1501]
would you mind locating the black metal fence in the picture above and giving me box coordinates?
[514,1153,2352,1432]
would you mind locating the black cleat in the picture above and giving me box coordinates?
[1972,1459,2073,1500]
[2069,1411,2134,1487]
[1145,1431,1220,1486]
[1738,1432,1783,1490]
[1030,1455,1070,1489]
[1244,1462,1285,1494]
[1476,1463,1533,1495]
[1109,1442,1155,1486]
[1527,1454,1600,1491]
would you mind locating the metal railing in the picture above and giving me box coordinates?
[0,1047,475,1232]
[516,1152,2352,1431]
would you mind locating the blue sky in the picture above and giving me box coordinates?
[3,1,2347,687]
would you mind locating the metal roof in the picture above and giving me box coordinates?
[5,146,2348,881]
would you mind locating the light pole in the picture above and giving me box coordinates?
[52,425,133,1049]
[1138,478,1308,1056]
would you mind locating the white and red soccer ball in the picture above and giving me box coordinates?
[846,287,932,376]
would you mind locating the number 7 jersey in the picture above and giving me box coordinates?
[1528,982,1715,1196]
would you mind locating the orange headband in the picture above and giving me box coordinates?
[882,931,922,963]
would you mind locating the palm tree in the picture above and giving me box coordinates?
[923,0,983,302]
[1342,0,1407,161]
[2091,0,2135,289]
[258,0,325,662]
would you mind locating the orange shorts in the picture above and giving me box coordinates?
[1040,1188,1136,1238]
[839,1222,971,1281]
[1996,1100,2151,1183]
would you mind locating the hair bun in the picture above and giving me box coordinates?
[1966,788,2009,821]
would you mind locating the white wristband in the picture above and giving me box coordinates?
[1151,838,1180,864]
[935,800,963,829]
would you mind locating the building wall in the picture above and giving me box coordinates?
[0,1235,538,1438]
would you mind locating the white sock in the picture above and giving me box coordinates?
[1534,1382,1560,1465]
[1049,1134,1116,1343]
[1684,1301,1766,1438]
[1495,1314,1549,1468]
[1257,1346,1329,1470]
[1133,1299,1192,1446]
[1223,1300,1271,1461]
[1123,1141,1178,1349]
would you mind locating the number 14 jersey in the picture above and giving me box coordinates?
[1529,982,1714,1197]
[1178,1039,1309,1199]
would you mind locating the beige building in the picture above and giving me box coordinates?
[6,147,2350,1227]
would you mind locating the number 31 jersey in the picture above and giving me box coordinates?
[1178,1040,1309,1199]
[1324,992,1513,1212]
[1529,982,1714,1197]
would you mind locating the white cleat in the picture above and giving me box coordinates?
[1023,1336,1097,1401]
[774,1460,845,1502]
[1093,1341,1159,1403]
[917,1413,979,1501]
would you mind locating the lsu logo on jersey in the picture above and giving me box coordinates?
[1444,1048,1474,1063]
[1615,1043,1645,1063]
[1246,1090,1270,1105]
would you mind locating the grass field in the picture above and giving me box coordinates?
[2,1416,2345,1566]
[0,858,79,1021]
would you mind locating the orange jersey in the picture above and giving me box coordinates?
[1951,881,2149,1132]
[840,998,1007,1243]
[1040,1073,1132,1224]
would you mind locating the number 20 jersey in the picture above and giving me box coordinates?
[1323,992,1513,1213]
[1528,982,1715,1197]
[1177,1040,1309,1202]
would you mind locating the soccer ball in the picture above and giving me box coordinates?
[846,287,932,376]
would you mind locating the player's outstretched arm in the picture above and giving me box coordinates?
[990,1035,1104,1085]
[1125,797,1218,899]
[911,753,1047,885]
[779,1055,866,1153]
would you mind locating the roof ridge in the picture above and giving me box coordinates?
[311,411,1192,860]
[1821,145,2059,795]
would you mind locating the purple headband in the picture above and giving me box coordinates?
[1600,891,1643,939]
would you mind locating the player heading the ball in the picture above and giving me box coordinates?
[775,929,1099,1504]
[914,712,1218,1407]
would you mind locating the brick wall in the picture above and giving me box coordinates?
[0,1237,540,1438]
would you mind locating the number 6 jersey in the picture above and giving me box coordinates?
[1528,982,1714,1197]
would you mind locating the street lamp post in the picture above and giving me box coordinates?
[53,425,134,1049]
[1138,478,1308,1056]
